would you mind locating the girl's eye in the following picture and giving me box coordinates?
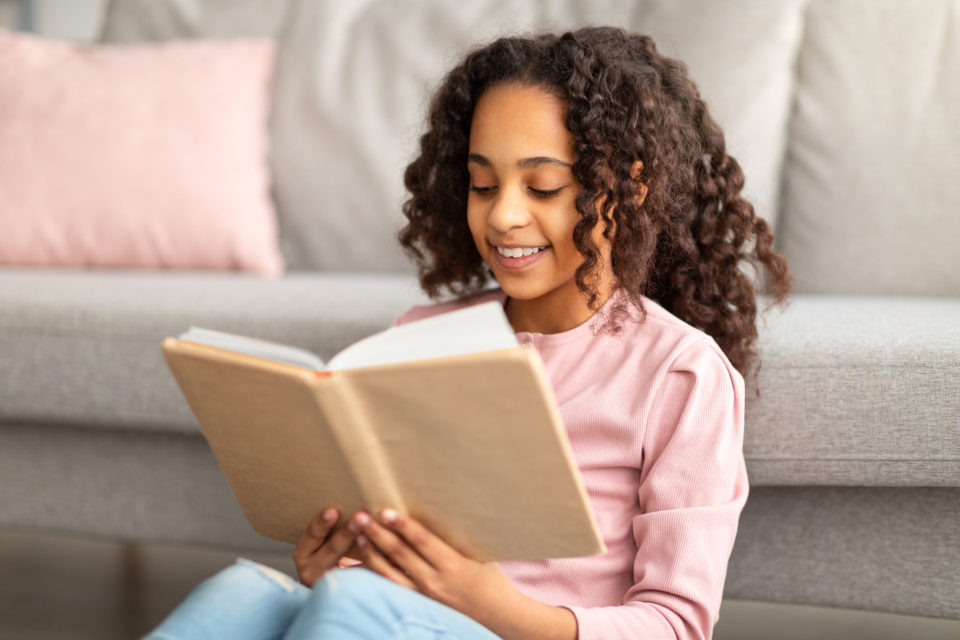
[469,185,497,195]
[529,187,563,198]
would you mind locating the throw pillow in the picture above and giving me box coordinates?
[0,28,283,274]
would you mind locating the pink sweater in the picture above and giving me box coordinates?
[395,289,748,640]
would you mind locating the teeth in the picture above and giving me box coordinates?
[497,246,545,258]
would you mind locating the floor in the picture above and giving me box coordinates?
[2,528,959,639]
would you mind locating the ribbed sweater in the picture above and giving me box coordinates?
[394,289,748,640]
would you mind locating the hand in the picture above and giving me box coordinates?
[355,509,577,640]
[292,508,363,586]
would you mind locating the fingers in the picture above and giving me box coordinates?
[293,509,340,560]
[292,508,339,562]
[321,513,365,560]
[293,508,455,590]
[357,534,417,590]
[359,509,445,581]
[376,508,455,568]
[292,509,365,586]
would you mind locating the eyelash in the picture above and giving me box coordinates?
[469,186,563,198]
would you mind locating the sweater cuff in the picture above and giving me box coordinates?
[564,603,679,640]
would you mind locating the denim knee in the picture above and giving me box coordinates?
[285,568,501,640]
[298,568,405,634]
[143,559,309,640]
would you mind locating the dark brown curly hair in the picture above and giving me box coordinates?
[399,27,791,375]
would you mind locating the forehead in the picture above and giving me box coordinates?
[468,83,574,163]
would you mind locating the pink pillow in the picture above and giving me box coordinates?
[0,29,283,274]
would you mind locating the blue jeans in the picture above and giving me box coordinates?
[143,558,502,639]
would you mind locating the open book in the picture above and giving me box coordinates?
[162,301,605,562]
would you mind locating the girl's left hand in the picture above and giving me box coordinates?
[351,508,574,639]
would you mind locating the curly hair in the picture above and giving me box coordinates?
[399,27,791,375]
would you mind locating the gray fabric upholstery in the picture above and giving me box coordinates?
[778,0,960,295]
[745,296,960,486]
[101,0,805,270]
[727,486,960,619]
[0,421,285,551]
[99,0,290,40]
[3,272,956,490]
[4,421,956,618]
[0,269,426,433]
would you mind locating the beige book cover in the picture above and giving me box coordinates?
[162,307,605,562]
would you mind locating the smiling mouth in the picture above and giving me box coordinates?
[490,244,551,271]
[494,245,548,258]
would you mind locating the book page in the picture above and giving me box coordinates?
[178,327,325,371]
[326,301,518,370]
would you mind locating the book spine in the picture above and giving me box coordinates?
[312,375,406,514]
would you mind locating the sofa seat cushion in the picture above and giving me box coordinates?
[0,269,427,434]
[745,295,960,487]
[2,272,955,488]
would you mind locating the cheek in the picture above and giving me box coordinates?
[466,205,486,248]
[545,204,581,257]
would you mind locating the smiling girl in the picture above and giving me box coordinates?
[147,27,790,640]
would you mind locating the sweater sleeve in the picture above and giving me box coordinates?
[565,338,748,640]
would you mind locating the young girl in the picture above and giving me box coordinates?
[147,26,789,640]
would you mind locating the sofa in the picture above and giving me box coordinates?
[1,0,957,623]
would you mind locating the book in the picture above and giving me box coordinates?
[162,301,606,562]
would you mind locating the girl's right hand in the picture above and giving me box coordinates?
[292,508,362,586]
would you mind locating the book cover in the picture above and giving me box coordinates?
[163,302,605,561]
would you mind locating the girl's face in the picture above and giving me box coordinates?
[467,82,613,330]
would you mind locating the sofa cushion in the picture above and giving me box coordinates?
[98,0,290,39]
[101,0,806,272]
[0,421,287,551]
[2,270,956,488]
[0,269,427,433]
[778,0,960,295]
[746,295,960,487]
[0,29,283,274]
[727,486,960,619]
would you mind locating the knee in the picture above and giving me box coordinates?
[313,567,395,605]
[145,559,309,639]
[288,568,408,637]
[235,558,303,593]
[196,558,302,598]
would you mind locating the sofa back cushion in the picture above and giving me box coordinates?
[778,0,960,295]
[102,0,805,273]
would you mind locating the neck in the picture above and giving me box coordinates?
[506,280,617,334]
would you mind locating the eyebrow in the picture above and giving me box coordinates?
[468,153,572,169]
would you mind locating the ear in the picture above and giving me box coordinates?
[631,160,649,206]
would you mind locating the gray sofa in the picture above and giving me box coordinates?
[1,0,958,622]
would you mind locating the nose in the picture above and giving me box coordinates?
[487,185,530,233]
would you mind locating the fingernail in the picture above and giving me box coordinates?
[381,508,399,524]
[356,534,367,547]
[322,509,338,523]
[348,512,370,533]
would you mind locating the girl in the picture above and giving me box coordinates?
[147,26,789,640]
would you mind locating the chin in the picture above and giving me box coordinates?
[494,277,549,301]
